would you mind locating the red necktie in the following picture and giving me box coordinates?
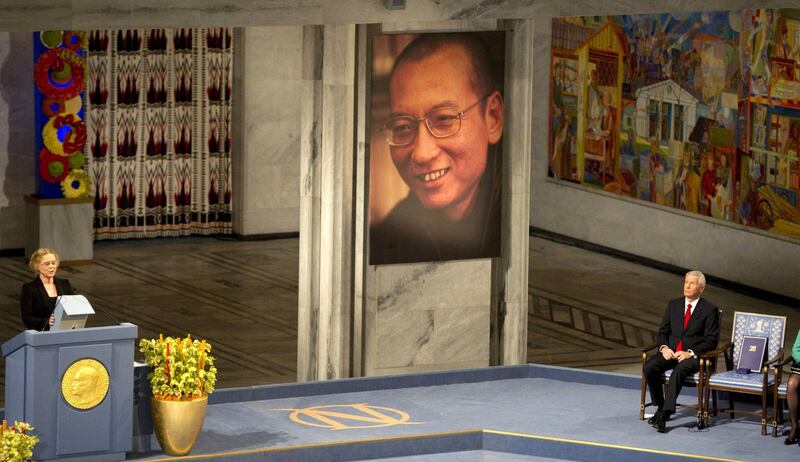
[675,303,692,352]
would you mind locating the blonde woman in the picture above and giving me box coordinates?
[20,248,75,330]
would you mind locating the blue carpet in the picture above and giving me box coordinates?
[127,366,797,461]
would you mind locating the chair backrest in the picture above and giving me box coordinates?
[731,311,787,366]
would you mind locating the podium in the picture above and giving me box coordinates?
[2,324,137,462]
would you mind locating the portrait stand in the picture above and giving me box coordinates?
[2,323,137,461]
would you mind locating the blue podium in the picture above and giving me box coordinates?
[2,324,138,462]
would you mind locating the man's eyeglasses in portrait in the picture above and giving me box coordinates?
[382,93,492,147]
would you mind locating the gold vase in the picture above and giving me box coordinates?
[151,395,208,456]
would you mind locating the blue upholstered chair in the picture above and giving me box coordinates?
[703,311,787,434]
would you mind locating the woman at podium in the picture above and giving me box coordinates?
[20,247,75,331]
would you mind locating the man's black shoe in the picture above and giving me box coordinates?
[655,412,670,433]
[648,410,662,426]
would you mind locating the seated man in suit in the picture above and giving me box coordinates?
[643,270,720,433]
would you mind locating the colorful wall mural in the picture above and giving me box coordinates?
[550,10,800,240]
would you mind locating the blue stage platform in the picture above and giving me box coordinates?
[119,364,799,461]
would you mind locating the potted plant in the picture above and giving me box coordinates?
[0,420,39,462]
[139,334,217,456]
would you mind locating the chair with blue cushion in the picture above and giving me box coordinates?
[703,311,787,434]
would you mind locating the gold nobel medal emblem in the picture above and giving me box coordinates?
[61,359,109,410]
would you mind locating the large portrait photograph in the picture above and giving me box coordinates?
[368,31,506,265]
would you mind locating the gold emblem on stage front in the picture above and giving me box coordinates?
[61,358,109,410]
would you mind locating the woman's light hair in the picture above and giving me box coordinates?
[686,270,706,288]
[29,247,59,273]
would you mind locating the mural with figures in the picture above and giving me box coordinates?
[550,10,800,240]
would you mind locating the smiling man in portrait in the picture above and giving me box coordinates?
[369,32,505,265]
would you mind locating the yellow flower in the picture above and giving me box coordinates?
[61,169,92,198]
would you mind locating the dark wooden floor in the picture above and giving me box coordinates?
[0,237,299,407]
[0,235,796,407]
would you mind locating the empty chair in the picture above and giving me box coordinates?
[703,311,787,435]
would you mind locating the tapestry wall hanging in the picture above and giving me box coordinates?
[550,9,800,240]
[85,28,233,240]
[34,31,90,199]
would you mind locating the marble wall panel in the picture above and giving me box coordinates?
[376,308,435,368]
[372,261,492,369]
[374,260,492,313]
[297,24,356,381]
[431,305,489,364]
[496,18,533,364]
[375,304,490,370]
[0,0,797,31]
[296,25,323,382]
[0,32,34,250]
[0,1,71,32]
[26,200,93,262]
[234,26,303,236]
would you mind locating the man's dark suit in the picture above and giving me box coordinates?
[20,277,75,331]
[643,296,720,415]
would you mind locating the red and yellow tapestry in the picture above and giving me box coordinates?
[85,28,233,240]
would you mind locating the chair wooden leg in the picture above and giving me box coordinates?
[640,374,647,420]
[696,361,705,428]
[729,394,735,419]
[771,395,779,437]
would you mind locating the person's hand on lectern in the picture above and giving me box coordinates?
[49,313,55,326]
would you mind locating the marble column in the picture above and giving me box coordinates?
[493,18,533,365]
[297,25,356,382]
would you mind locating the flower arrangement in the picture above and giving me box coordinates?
[139,334,217,400]
[0,420,39,462]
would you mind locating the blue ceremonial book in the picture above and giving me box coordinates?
[736,336,767,374]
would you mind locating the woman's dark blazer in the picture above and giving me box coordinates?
[20,276,75,331]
